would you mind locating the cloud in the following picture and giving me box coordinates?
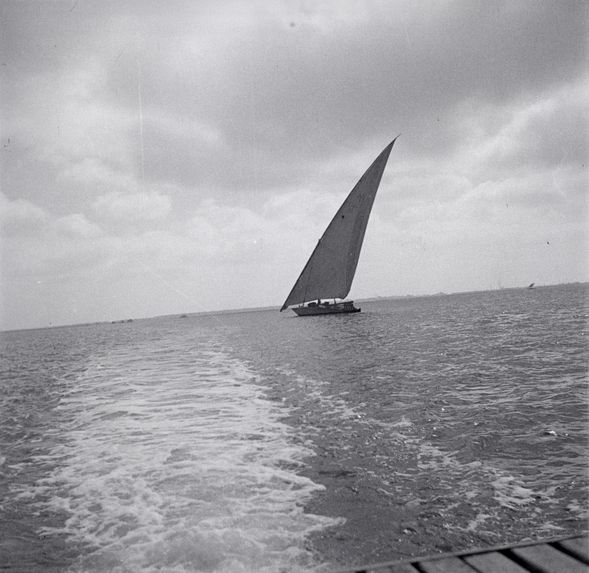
[455,77,588,176]
[187,196,309,264]
[7,0,581,196]
[92,190,172,222]
[1,1,587,329]
[1,193,108,280]
[3,1,586,202]
[59,158,138,195]
[54,213,103,238]
[0,192,49,236]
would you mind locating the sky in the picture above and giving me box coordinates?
[1,0,587,330]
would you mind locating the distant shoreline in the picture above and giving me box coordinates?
[2,281,587,334]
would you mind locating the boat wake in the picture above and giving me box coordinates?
[18,332,339,572]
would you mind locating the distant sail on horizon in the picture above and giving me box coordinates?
[281,137,398,315]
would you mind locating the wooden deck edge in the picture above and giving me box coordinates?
[331,532,588,573]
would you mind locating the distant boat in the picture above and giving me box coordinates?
[528,283,535,289]
[280,137,398,316]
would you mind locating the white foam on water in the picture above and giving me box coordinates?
[29,337,337,572]
[535,523,565,533]
[410,441,571,535]
[566,500,588,517]
[464,512,492,532]
[490,475,536,509]
[288,373,367,423]
[390,416,413,429]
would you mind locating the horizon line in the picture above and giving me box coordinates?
[1,280,586,334]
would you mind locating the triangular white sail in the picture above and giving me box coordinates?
[281,138,397,311]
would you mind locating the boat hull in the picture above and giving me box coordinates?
[292,301,360,316]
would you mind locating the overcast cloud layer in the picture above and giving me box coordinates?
[1,0,587,330]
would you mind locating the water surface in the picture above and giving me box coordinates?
[1,283,587,571]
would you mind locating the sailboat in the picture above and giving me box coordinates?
[280,137,398,316]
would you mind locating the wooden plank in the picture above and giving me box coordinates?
[332,535,587,573]
[511,543,588,573]
[558,537,589,564]
[366,563,420,573]
[350,534,581,569]
[419,556,478,573]
[386,564,421,573]
[464,551,529,573]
